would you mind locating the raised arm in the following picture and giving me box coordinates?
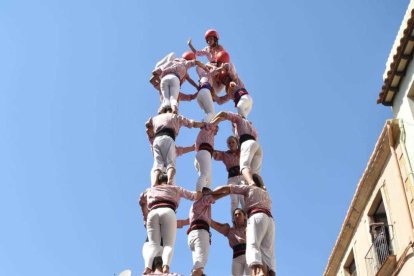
[210,111,228,126]
[210,219,230,236]
[187,38,197,53]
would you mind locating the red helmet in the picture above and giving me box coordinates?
[182,51,196,61]
[205,29,219,40]
[216,51,230,63]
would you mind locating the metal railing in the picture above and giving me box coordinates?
[365,224,394,275]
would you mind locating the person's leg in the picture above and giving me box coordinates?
[146,210,162,271]
[195,150,212,191]
[250,142,263,176]
[240,140,258,185]
[142,241,152,274]
[189,230,210,275]
[151,136,167,187]
[159,208,177,272]
[160,75,172,108]
[237,94,253,118]
[162,136,176,185]
[169,75,181,113]
[246,214,267,273]
[260,216,276,274]
[232,255,248,276]
[196,88,215,122]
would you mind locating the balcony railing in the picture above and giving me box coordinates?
[364,225,394,276]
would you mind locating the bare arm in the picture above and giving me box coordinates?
[138,193,149,227]
[193,121,207,129]
[187,38,197,53]
[185,74,199,89]
[176,144,195,156]
[195,60,209,73]
[210,111,228,126]
[210,185,231,197]
[211,219,230,236]
[213,93,231,105]
[179,91,198,102]
[177,218,190,229]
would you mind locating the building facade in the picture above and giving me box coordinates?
[324,2,414,276]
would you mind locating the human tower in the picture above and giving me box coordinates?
[139,29,276,276]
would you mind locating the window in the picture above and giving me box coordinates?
[344,250,357,276]
[365,193,395,275]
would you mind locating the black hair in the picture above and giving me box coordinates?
[252,174,265,189]
[202,187,212,194]
[159,105,173,114]
[152,256,163,271]
[157,173,168,184]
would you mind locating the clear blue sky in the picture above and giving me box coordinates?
[0,1,408,275]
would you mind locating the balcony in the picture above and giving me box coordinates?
[364,225,396,276]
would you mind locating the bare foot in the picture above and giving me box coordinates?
[162,265,169,273]
[142,267,152,275]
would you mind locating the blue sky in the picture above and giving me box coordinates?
[0,1,409,275]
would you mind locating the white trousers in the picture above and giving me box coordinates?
[194,150,212,192]
[228,175,246,216]
[152,135,176,172]
[232,254,250,276]
[246,213,276,272]
[146,207,177,268]
[240,140,262,174]
[196,88,215,122]
[142,241,162,269]
[187,229,210,270]
[160,74,180,109]
[237,94,253,118]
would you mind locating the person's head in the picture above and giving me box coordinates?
[216,50,230,66]
[205,29,219,47]
[227,136,238,152]
[202,187,212,194]
[209,124,219,135]
[182,51,196,61]
[159,105,173,114]
[252,174,266,190]
[152,256,163,272]
[232,208,247,228]
[157,173,168,185]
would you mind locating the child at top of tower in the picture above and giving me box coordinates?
[188,29,226,63]
[150,51,208,114]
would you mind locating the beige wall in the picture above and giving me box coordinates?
[336,140,414,275]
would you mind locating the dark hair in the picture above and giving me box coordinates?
[232,208,247,226]
[157,173,168,184]
[159,105,173,114]
[202,187,212,194]
[152,256,163,271]
[252,174,265,189]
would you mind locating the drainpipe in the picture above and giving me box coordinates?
[386,120,414,233]
[387,120,414,275]
[398,119,414,190]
